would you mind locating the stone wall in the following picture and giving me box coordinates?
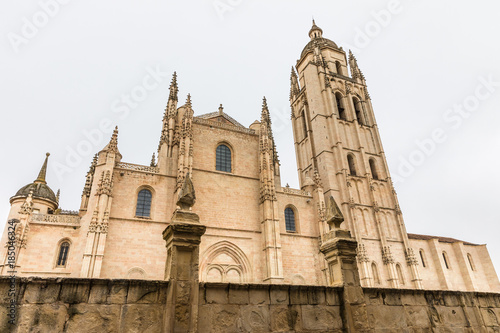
[1,277,499,332]
[0,277,168,333]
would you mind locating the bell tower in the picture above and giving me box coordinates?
[290,21,423,289]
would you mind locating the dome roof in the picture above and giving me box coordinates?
[300,37,339,59]
[300,21,340,60]
[14,182,57,204]
[11,152,58,205]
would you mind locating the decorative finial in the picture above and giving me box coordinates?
[218,104,223,115]
[105,126,119,153]
[34,152,50,184]
[169,72,178,101]
[185,93,192,107]
[326,196,344,229]
[177,172,196,210]
[56,189,60,202]
[262,97,268,110]
[150,153,156,167]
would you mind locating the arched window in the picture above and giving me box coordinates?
[371,262,380,285]
[347,154,357,176]
[301,111,308,139]
[335,93,346,120]
[57,242,70,267]
[369,158,379,180]
[335,61,342,75]
[467,253,475,271]
[136,189,152,217]
[396,264,405,285]
[353,98,364,125]
[216,144,232,172]
[419,249,427,268]
[442,251,450,269]
[284,207,296,232]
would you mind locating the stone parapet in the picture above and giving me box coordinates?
[0,278,499,332]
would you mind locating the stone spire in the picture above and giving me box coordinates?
[261,97,279,165]
[34,153,50,184]
[101,126,121,156]
[150,153,156,167]
[349,49,365,81]
[169,71,178,102]
[158,72,180,161]
[290,66,300,100]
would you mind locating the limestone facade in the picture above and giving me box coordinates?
[0,22,499,293]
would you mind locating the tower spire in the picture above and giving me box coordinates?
[34,153,50,184]
[290,66,300,100]
[169,72,178,101]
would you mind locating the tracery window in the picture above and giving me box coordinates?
[56,242,70,267]
[136,189,152,217]
[284,207,296,232]
[216,144,232,172]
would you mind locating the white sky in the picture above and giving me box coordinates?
[1,1,499,278]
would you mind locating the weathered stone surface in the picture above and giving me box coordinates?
[301,304,342,331]
[23,281,60,304]
[404,305,432,328]
[248,286,269,305]
[270,286,289,304]
[16,304,67,333]
[106,281,128,304]
[206,284,228,304]
[65,304,121,333]
[88,282,109,304]
[307,286,326,305]
[326,287,341,305]
[0,278,498,332]
[240,305,270,332]
[367,304,408,330]
[120,304,164,333]
[290,286,308,305]
[270,305,297,332]
[228,284,249,305]
[127,281,160,304]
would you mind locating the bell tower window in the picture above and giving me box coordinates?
[347,154,357,176]
[335,93,346,120]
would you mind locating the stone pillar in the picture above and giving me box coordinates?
[320,229,369,332]
[163,209,206,333]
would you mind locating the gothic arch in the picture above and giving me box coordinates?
[200,241,252,283]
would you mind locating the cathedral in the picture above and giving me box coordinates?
[1,22,499,293]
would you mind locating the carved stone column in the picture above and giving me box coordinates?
[163,173,206,333]
[320,229,369,332]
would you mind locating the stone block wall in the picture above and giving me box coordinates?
[1,277,499,332]
[0,277,168,333]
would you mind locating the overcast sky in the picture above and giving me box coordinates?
[1,1,499,278]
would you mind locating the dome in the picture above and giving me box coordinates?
[300,20,340,60]
[11,152,58,206]
[14,182,57,204]
[300,37,339,60]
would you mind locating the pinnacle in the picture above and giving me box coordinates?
[169,72,178,101]
[185,93,192,107]
[262,96,268,110]
[34,152,50,184]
